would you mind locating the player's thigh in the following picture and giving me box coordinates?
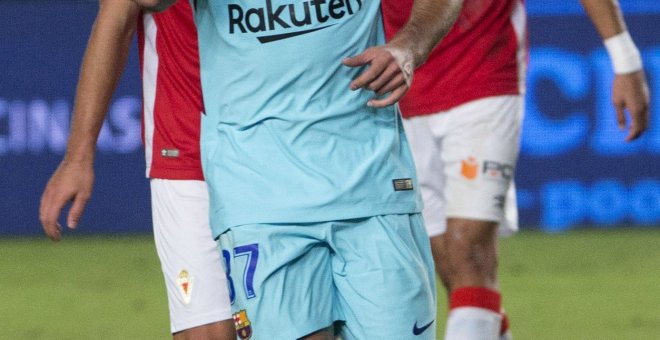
[441,95,522,233]
[218,223,336,340]
[331,214,436,340]
[150,179,232,333]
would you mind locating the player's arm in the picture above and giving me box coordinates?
[344,0,463,107]
[580,0,650,141]
[39,0,139,241]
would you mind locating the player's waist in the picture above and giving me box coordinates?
[210,198,422,239]
[147,165,204,181]
[144,145,203,179]
[400,80,521,118]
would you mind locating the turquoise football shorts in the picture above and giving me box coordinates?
[218,213,437,339]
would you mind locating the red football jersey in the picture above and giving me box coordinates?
[382,0,528,117]
[137,0,204,180]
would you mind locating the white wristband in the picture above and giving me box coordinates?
[604,31,643,74]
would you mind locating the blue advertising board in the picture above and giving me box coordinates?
[521,2,660,231]
[0,0,658,235]
[0,1,146,235]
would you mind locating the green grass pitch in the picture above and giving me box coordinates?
[2,229,660,339]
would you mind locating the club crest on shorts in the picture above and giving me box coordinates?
[461,156,478,180]
[176,270,193,305]
[233,310,253,340]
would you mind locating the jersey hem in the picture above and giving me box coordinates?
[401,87,520,118]
[148,166,204,181]
[211,200,423,239]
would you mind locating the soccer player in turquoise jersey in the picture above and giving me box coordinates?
[134,0,463,338]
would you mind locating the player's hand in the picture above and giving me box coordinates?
[612,70,650,141]
[39,161,95,241]
[343,45,414,108]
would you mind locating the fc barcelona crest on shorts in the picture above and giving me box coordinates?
[233,309,252,340]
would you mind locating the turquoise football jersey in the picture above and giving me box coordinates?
[192,0,422,237]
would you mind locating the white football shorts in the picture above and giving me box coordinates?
[403,95,523,237]
[150,179,231,333]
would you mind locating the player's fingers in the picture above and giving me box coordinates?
[349,57,389,91]
[43,222,63,242]
[342,49,374,68]
[375,72,406,96]
[627,126,641,141]
[626,120,642,141]
[614,101,626,131]
[39,189,65,241]
[368,85,408,108]
[626,105,649,142]
[41,220,62,242]
[67,193,90,229]
[368,63,401,93]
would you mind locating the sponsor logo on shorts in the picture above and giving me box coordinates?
[176,270,193,305]
[233,310,253,340]
[228,0,364,43]
[461,157,478,180]
[393,178,414,191]
[483,160,513,181]
[412,319,434,335]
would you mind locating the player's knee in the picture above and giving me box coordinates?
[446,219,497,250]
[449,240,496,271]
[441,223,498,282]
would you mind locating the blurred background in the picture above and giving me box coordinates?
[0,0,658,339]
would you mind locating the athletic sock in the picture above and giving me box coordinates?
[500,312,512,340]
[444,286,502,340]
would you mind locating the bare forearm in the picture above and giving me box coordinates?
[580,0,649,141]
[65,0,139,164]
[580,0,643,76]
[389,0,463,68]
[580,0,626,38]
